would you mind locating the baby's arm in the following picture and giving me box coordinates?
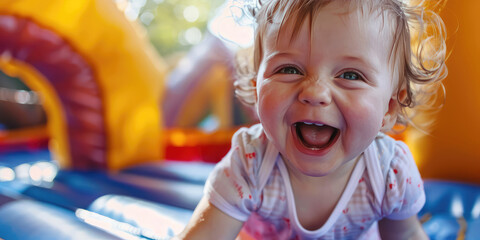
[176,196,244,240]
[377,139,428,239]
[378,215,428,240]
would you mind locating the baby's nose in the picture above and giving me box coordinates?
[298,82,332,106]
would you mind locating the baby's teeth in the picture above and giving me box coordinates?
[302,122,324,127]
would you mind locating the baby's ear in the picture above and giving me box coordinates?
[251,79,258,102]
[382,89,407,131]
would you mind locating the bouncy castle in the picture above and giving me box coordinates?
[0,0,479,239]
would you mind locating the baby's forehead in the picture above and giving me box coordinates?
[262,1,397,50]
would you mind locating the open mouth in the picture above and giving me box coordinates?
[293,122,339,150]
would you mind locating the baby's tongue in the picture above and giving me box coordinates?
[297,123,335,148]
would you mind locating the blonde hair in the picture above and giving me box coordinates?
[234,0,448,130]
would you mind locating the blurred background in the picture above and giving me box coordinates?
[0,0,479,239]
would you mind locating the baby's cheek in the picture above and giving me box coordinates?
[343,101,385,147]
[257,87,285,116]
[351,98,386,124]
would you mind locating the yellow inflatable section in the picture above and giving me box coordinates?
[0,0,166,170]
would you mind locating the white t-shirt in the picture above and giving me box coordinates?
[204,124,425,239]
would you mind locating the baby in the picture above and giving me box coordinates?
[178,0,447,239]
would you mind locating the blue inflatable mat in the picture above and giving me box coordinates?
[0,149,52,168]
[466,218,480,240]
[0,199,121,240]
[421,180,480,240]
[88,194,194,239]
[122,160,215,185]
[420,180,480,221]
[53,171,204,210]
[1,169,204,211]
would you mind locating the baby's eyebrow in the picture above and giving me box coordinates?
[263,51,296,63]
[340,56,379,74]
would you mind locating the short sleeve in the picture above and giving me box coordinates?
[381,141,426,220]
[204,125,265,222]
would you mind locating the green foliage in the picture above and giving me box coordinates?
[136,0,224,56]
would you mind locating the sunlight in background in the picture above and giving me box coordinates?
[451,195,464,218]
[0,161,58,185]
[76,209,145,240]
[14,163,30,181]
[207,0,255,49]
[183,5,200,22]
[115,0,256,58]
[0,89,40,105]
[116,0,225,56]
[472,197,480,219]
[0,166,14,181]
[181,27,202,45]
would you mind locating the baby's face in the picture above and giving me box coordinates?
[255,1,398,177]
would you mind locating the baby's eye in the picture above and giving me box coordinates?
[278,66,302,75]
[339,71,362,80]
